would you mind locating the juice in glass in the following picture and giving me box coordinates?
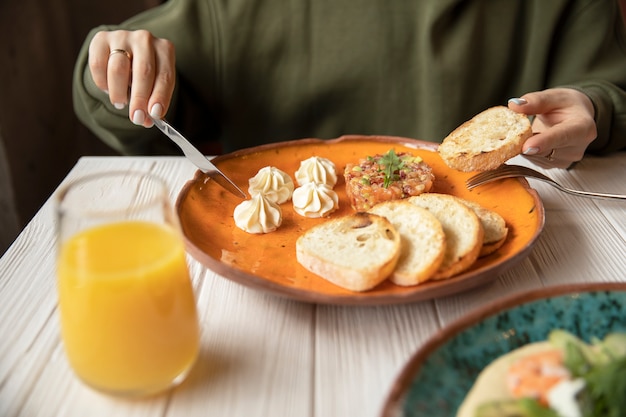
[56,172,199,396]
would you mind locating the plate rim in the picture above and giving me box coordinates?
[175,135,546,306]
[380,281,626,417]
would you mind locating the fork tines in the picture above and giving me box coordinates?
[465,165,523,189]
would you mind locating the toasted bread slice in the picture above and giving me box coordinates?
[408,194,483,280]
[458,198,509,257]
[295,212,401,292]
[438,106,532,172]
[368,201,446,286]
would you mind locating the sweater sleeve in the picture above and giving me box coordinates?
[567,80,626,154]
[547,0,626,154]
[72,0,221,155]
[74,0,626,155]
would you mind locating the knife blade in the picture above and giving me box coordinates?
[152,118,246,198]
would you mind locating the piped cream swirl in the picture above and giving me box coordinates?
[295,156,338,187]
[234,194,282,234]
[292,182,339,218]
[248,166,294,204]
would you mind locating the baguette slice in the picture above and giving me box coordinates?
[296,212,401,292]
[408,194,483,280]
[369,201,446,286]
[438,106,532,172]
[458,198,509,257]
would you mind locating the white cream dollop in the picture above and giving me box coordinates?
[248,166,294,204]
[292,182,339,218]
[294,156,338,187]
[234,194,282,234]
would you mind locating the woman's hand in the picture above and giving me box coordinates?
[88,30,176,128]
[508,88,597,168]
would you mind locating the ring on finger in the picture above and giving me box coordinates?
[546,148,557,161]
[109,49,132,60]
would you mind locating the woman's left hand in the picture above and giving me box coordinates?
[508,88,597,169]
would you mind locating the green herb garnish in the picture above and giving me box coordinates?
[379,149,405,188]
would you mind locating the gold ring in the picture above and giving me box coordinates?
[109,49,132,60]
[546,148,557,161]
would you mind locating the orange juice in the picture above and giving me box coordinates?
[57,221,199,395]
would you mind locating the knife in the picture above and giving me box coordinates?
[152,118,246,198]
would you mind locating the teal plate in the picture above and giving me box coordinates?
[381,282,626,417]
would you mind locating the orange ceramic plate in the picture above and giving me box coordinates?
[176,135,544,305]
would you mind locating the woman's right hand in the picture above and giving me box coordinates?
[88,30,176,128]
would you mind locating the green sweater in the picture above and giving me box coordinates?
[73,0,626,155]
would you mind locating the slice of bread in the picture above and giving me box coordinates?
[438,106,532,172]
[408,194,484,280]
[458,198,509,257]
[295,212,401,292]
[368,201,446,286]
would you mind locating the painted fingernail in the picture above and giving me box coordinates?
[132,109,146,125]
[523,147,539,155]
[508,98,528,105]
[113,102,125,110]
[150,103,163,119]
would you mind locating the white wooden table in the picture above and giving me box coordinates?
[1,153,625,417]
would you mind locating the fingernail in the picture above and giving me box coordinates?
[523,147,539,155]
[132,109,146,125]
[508,98,528,105]
[113,102,125,110]
[150,103,163,119]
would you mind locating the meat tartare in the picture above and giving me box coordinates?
[344,149,435,211]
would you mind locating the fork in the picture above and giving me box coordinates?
[465,165,626,200]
